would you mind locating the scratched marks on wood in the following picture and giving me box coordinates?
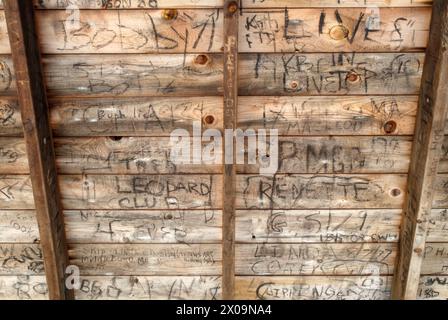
[59,174,222,210]
[0,176,34,209]
[0,276,48,300]
[0,138,28,174]
[240,136,412,174]
[73,276,221,300]
[0,99,20,136]
[241,0,432,8]
[236,174,407,209]
[235,209,401,244]
[239,53,424,95]
[235,276,392,300]
[69,244,221,275]
[418,276,448,300]
[240,8,430,53]
[421,243,448,275]
[43,54,223,97]
[0,56,14,95]
[439,136,448,173]
[64,210,221,243]
[235,243,396,276]
[238,96,417,136]
[0,244,44,275]
[427,209,448,242]
[432,174,448,208]
[0,211,39,243]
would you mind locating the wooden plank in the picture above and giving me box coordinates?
[238,96,418,136]
[239,53,425,96]
[418,276,448,300]
[0,175,35,209]
[235,276,392,300]
[0,138,28,174]
[432,174,448,208]
[241,0,432,7]
[4,0,72,299]
[0,276,48,300]
[439,136,448,173]
[0,210,39,243]
[0,99,21,137]
[236,243,396,276]
[69,244,221,275]
[59,174,222,210]
[427,209,448,242]
[240,136,412,174]
[0,56,14,95]
[222,0,238,300]
[73,276,220,300]
[54,137,222,174]
[64,210,221,243]
[235,209,401,243]
[392,1,448,299]
[240,8,430,53]
[421,243,448,275]
[236,174,407,209]
[0,243,44,275]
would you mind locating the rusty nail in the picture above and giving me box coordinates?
[383,120,397,134]
[162,9,178,20]
[195,54,209,65]
[203,115,215,125]
[228,1,238,14]
[346,72,359,83]
[391,188,402,197]
[290,81,299,89]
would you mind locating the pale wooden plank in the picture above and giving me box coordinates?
[0,99,21,137]
[439,136,448,173]
[0,276,48,300]
[235,276,392,300]
[418,276,448,300]
[239,53,424,95]
[59,174,222,210]
[426,209,448,242]
[69,244,221,275]
[0,175,35,209]
[64,210,221,243]
[54,137,222,174]
[240,8,430,53]
[238,96,418,136]
[236,174,407,209]
[0,243,44,275]
[74,276,221,300]
[235,209,401,243]
[0,56,13,95]
[235,243,396,276]
[421,243,448,275]
[0,210,39,243]
[432,174,448,208]
[241,0,432,7]
[0,138,28,174]
[240,136,412,174]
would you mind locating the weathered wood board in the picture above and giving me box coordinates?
[239,53,424,95]
[421,243,448,275]
[0,276,48,300]
[0,211,39,243]
[59,174,222,210]
[0,99,21,136]
[64,210,221,243]
[236,174,407,209]
[235,276,392,300]
[69,244,221,275]
[418,276,448,300]
[0,244,44,275]
[241,136,412,174]
[241,0,432,7]
[440,136,448,173]
[235,243,396,276]
[73,275,221,300]
[427,209,448,242]
[0,138,28,174]
[432,174,448,208]
[0,176,35,209]
[235,209,401,243]
[238,96,418,136]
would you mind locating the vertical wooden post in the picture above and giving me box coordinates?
[4,0,73,300]
[222,0,238,300]
[392,0,448,300]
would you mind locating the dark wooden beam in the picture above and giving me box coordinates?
[222,0,238,300]
[3,0,73,300]
[392,0,448,300]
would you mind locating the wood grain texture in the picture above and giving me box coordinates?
[418,276,448,300]
[0,276,48,300]
[0,138,28,174]
[74,276,221,300]
[235,243,396,276]
[241,136,412,174]
[235,276,392,300]
[432,174,448,208]
[69,244,221,275]
[238,96,418,136]
[236,174,407,209]
[427,209,448,242]
[421,243,448,275]
[64,210,221,243]
[0,175,35,209]
[239,52,424,96]
[0,210,39,243]
[0,243,44,275]
[235,209,401,243]
[241,0,432,7]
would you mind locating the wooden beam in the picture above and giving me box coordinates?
[392,0,448,300]
[3,0,73,300]
[222,0,238,300]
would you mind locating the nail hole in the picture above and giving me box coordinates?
[252,235,256,239]
[195,54,209,65]
[391,188,401,197]
[227,1,238,13]
[162,9,177,20]
[109,136,123,141]
[329,25,349,40]
[166,214,173,219]
[383,120,397,134]
[346,72,359,83]
[203,115,215,125]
